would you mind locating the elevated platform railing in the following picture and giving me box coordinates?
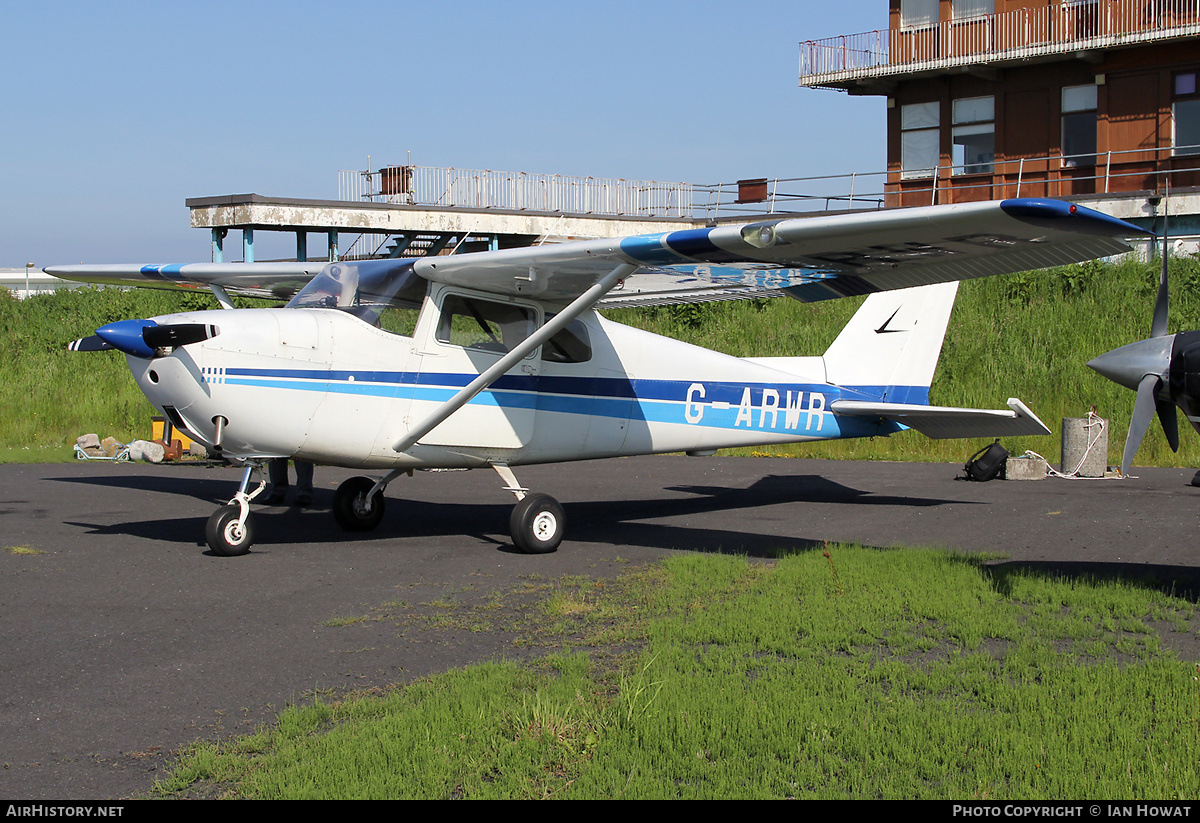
[799,0,1200,88]
[332,144,1200,236]
[338,166,698,218]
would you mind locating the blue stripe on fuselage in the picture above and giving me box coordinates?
[213,367,918,435]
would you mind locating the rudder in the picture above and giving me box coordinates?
[821,281,960,404]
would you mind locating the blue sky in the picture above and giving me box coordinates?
[1,0,885,266]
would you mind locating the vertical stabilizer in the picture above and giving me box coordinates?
[821,281,960,404]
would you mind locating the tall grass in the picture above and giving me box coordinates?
[0,287,247,456]
[3,255,1198,467]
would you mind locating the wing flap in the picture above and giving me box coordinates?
[831,397,1051,439]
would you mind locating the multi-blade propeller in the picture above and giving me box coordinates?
[1086,204,1183,476]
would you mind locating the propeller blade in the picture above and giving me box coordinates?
[1156,396,1179,452]
[67,335,114,352]
[1122,374,1161,476]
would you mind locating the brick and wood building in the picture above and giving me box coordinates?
[799,1,1200,210]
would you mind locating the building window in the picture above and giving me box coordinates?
[901,101,940,179]
[1175,71,1200,156]
[1061,84,1098,167]
[952,0,993,21]
[901,0,939,29]
[952,96,994,175]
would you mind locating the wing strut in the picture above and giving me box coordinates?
[390,263,637,454]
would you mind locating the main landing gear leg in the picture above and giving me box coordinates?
[493,464,565,554]
[206,462,266,556]
[333,468,408,532]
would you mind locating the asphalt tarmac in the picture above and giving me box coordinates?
[2,455,1199,799]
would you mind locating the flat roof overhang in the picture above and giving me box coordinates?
[186,193,700,239]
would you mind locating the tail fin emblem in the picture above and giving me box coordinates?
[875,307,907,334]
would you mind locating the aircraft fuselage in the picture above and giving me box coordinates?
[132,286,898,471]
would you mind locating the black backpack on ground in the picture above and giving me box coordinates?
[962,440,1008,482]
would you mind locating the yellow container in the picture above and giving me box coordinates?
[150,417,197,450]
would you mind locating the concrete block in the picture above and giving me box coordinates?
[1006,454,1048,480]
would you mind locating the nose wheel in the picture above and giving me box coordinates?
[206,462,265,556]
[206,504,256,556]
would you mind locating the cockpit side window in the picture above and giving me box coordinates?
[436,295,535,355]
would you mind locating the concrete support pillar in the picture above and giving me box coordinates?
[211,228,227,263]
[1061,416,1108,477]
[243,229,255,263]
[296,231,307,262]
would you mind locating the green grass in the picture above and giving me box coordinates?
[4,255,1200,467]
[156,548,1200,799]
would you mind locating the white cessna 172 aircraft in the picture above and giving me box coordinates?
[50,198,1145,556]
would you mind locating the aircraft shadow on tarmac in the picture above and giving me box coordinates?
[54,472,966,558]
[51,471,1200,601]
[50,470,257,504]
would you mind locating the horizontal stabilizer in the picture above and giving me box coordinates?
[831,397,1050,439]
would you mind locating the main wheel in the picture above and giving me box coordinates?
[509,493,565,554]
[333,476,386,532]
[206,505,255,556]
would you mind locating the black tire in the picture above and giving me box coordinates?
[206,505,255,556]
[509,493,565,554]
[333,476,386,532]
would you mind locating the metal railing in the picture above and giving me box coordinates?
[800,0,1200,86]
[889,143,1200,205]
[338,165,698,218]
[333,144,1200,230]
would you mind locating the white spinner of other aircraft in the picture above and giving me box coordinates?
[50,198,1147,556]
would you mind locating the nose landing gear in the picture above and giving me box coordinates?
[206,462,266,556]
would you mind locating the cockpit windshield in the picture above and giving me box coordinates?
[286,260,427,327]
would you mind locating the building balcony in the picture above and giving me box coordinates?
[799,0,1200,91]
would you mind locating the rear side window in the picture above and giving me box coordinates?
[436,295,535,354]
[542,318,592,364]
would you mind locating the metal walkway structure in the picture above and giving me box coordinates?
[186,160,1200,264]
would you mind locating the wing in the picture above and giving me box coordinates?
[412,198,1146,306]
[46,198,1145,308]
[42,262,326,301]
